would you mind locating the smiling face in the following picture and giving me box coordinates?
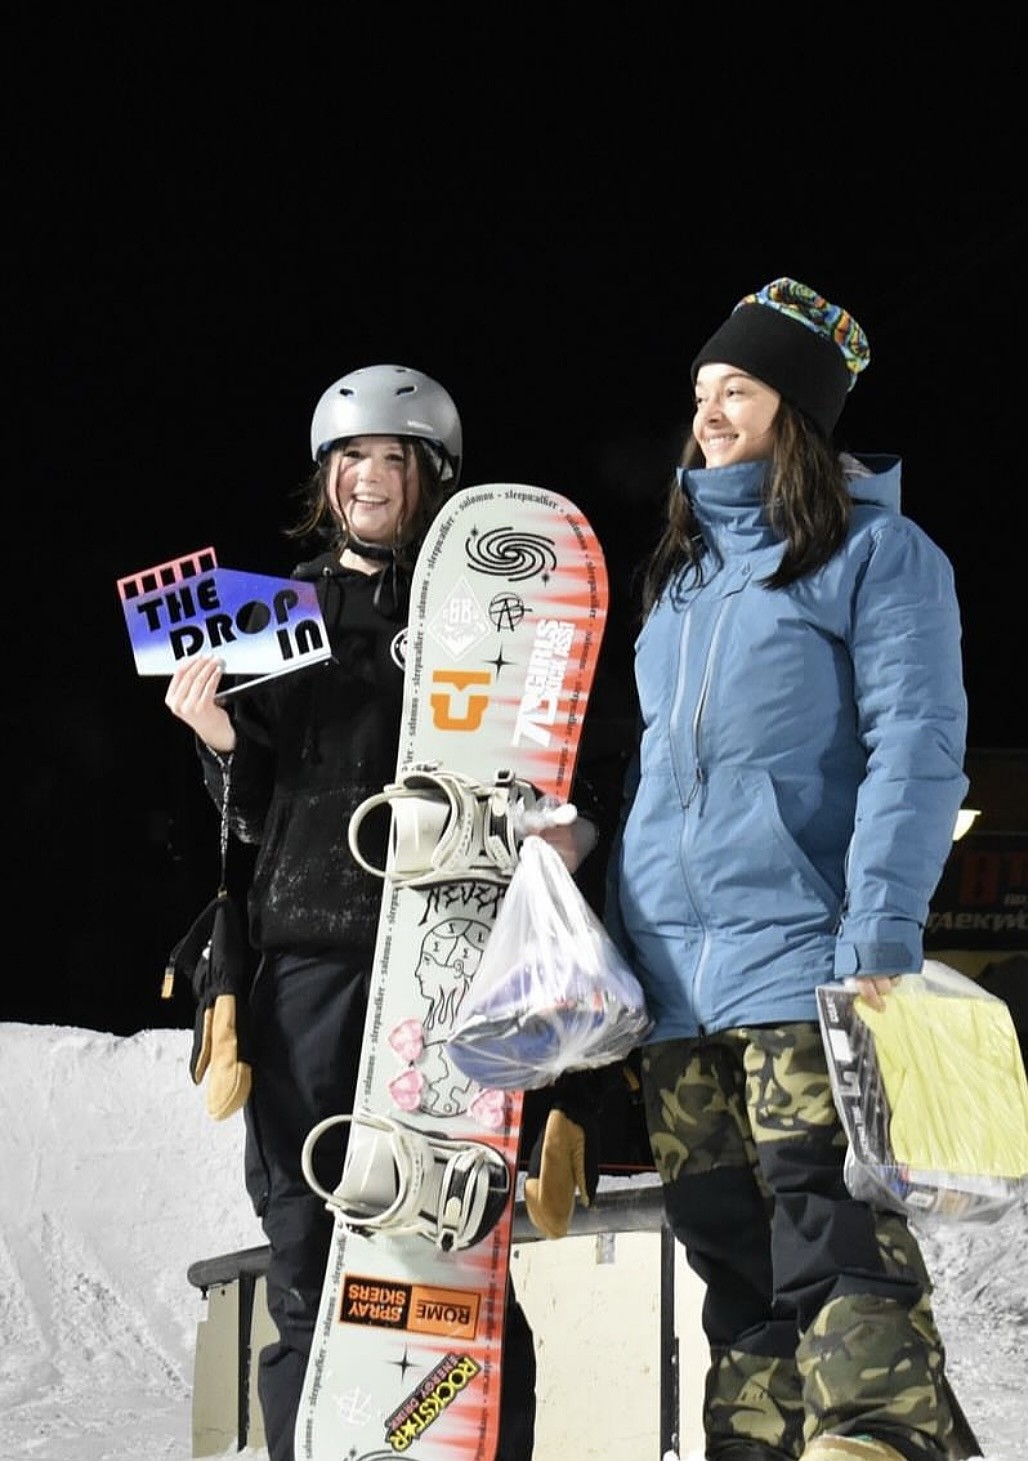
[692,363,781,466]
[327,435,421,548]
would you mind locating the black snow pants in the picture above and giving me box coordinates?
[243,947,537,1461]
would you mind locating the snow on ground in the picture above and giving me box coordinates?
[0,1022,1024,1460]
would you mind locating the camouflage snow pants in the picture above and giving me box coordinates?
[640,1023,965,1461]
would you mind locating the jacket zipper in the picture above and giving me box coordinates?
[674,594,731,1022]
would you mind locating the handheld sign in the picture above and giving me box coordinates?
[117,546,332,687]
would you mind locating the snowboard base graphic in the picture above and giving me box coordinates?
[295,483,608,1461]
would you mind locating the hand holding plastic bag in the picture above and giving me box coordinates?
[446,836,652,1090]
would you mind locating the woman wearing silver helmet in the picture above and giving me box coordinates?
[165,364,539,1461]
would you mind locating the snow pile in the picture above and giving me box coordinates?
[0,1021,1024,1460]
[0,1024,263,1460]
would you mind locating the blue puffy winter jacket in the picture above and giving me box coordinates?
[607,454,968,1041]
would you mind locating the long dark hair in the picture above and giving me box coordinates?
[641,402,851,614]
[285,438,450,570]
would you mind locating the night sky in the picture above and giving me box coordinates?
[9,15,1025,1035]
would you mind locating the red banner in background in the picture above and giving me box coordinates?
[927,833,1028,952]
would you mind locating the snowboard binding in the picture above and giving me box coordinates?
[348,761,546,888]
[302,1110,512,1253]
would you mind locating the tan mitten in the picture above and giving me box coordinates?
[201,993,252,1121]
[524,1110,592,1239]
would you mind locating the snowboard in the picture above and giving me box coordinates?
[295,483,608,1461]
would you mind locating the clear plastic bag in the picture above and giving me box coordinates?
[445,835,653,1091]
[817,959,1028,1223]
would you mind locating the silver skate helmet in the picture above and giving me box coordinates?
[310,364,462,486]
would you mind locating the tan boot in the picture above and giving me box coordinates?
[801,1439,907,1461]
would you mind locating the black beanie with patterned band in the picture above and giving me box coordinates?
[691,277,871,438]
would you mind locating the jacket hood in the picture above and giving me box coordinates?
[292,547,410,621]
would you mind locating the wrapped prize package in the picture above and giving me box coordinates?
[446,835,653,1090]
[817,959,1028,1222]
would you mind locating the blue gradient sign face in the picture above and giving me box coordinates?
[117,546,331,678]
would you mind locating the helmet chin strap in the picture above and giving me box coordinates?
[341,530,405,618]
[347,533,396,564]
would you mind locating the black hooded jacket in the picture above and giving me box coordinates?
[198,551,408,953]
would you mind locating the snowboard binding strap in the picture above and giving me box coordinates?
[347,761,539,887]
[301,1110,511,1253]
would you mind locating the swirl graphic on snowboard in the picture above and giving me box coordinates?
[465,526,557,582]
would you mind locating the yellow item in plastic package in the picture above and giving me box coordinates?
[817,960,1028,1222]
[855,983,1028,1180]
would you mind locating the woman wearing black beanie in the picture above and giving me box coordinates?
[605,279,977,1461]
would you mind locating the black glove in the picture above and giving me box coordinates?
[524,1070,601,1239]
[164,890,253,1120]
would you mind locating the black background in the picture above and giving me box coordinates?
[8,14,1026,1035]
